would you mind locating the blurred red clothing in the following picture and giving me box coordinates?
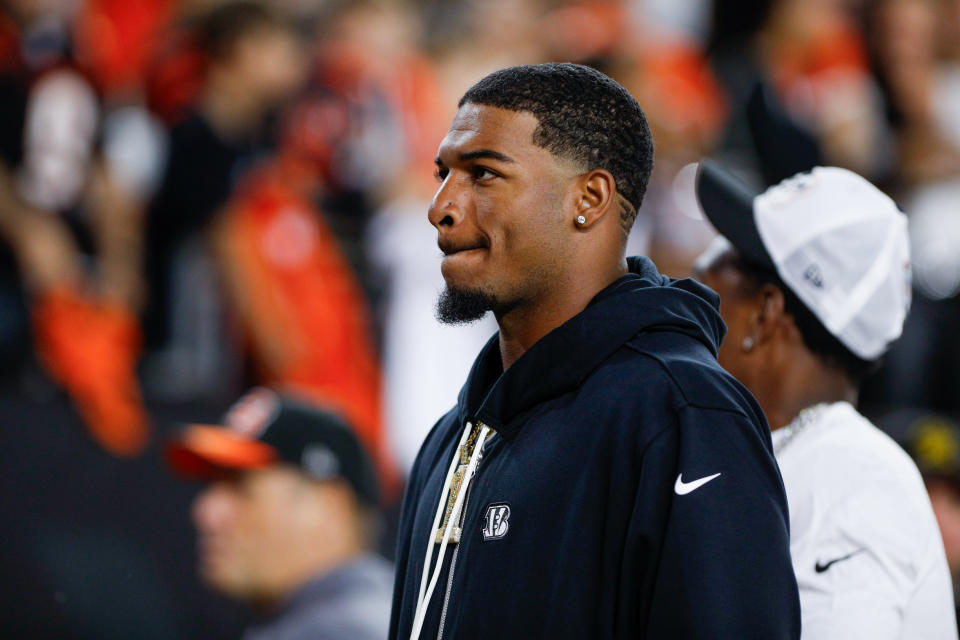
[74,0,176,96]
[143,25,205,126]
[639,42,729,146]
[218,163,399,497]
[33,287,149,457]
[0,11,23,75]
[770,14,869,95]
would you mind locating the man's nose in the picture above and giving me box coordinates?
[428,177,466,230]
[192,483,233,533]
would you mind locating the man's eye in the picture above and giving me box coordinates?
[434,168,449,183]
[472,166,497,181]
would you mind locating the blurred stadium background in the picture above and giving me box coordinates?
[2,0,960,636]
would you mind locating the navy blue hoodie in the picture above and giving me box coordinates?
[390,257,800,639]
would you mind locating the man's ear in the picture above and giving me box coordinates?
[573,169,616,229]
[753,284,792,346]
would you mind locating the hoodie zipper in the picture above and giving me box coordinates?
[436,423,490,640]
[436,499,465,640]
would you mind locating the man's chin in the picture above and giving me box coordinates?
[204,567,251,601]
[436,285,495,325]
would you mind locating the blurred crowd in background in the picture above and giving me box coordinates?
[4,0,960,637]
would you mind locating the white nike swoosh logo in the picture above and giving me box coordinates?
[674,472,722,495]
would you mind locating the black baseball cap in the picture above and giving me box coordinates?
[167,388,380,506]
[694,158,775,270]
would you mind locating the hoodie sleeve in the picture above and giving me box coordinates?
[640,404,800,639]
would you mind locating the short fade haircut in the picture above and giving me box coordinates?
[733,253,879,384]
[459,63,654,233]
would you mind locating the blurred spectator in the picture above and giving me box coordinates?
[308,0,502,473]
[0,0,152,456]
[631,0,891,278]
[144,1,306,402]
[709,0,886,180]
[904,414,960,622]
[214,101,400,495]
[860,0,960,415]
[869,0,960,186]
[73,0,175,99]
[423,0,548,105]
[168,387,392,640]
[304,0,450,292]
[607,1,726,277]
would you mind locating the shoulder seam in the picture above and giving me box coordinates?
[627,342,756,420]
[678,401,753,422]
[625,346,691,404]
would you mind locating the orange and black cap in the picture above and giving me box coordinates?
[167,388,380,506]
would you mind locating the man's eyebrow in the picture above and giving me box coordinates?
[459,149,515,163]
[435,149,517,167]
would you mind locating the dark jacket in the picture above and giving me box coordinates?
[390,257,800,639]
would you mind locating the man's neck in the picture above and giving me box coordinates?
[496,262,627,370]
[756,350,858,431]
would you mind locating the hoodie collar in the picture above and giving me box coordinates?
[457,256,725,440]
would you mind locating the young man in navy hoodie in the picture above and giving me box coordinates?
[390,63,800,639]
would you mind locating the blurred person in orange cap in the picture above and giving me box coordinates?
[168,387,393,640]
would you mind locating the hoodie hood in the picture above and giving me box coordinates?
[457,256,726,438]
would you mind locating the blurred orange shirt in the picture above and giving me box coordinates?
[219,164,398,497]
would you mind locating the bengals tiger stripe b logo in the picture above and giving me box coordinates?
[482,503,510,541]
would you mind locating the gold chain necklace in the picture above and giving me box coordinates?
[434,422,485,544]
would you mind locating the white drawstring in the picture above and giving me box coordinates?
[414,422,473,616]
[409,422,490,640]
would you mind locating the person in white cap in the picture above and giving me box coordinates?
[694,159,958,639]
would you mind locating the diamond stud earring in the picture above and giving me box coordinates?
[576,215,587,225]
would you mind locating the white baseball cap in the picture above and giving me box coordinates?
[695,159,912,361]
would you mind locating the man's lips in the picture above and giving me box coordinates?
[438,238,489,256]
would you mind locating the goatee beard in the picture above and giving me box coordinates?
[436,285,496,324]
